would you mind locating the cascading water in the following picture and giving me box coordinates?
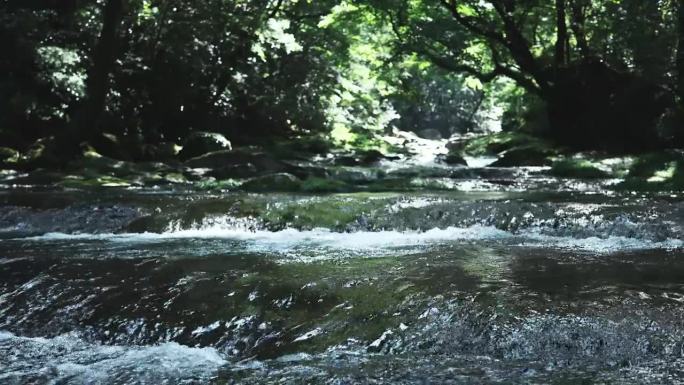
[1,168,684,384]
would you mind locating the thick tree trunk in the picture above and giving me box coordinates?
[63,0,125,156]
[546,61,665,152]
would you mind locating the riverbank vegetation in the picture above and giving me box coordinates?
[2,0,684,190]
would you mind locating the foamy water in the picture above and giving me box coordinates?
[13,221,683,257]
[0,331,226,385]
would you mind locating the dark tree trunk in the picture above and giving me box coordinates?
[62,0,125,157]
[677,0,684,145]
[554,0,568,69]
[546,61,666,152]
[569,0,589,60]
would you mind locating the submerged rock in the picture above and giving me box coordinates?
[179,132,231,160]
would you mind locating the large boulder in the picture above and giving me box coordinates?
[179,132,231,160]
[91,132,133,160]
[491,146,553,167]
[437,150,468,166]
[143,141,181,162]
[208,163,259,179]
[416,129,443,140]
[240,173,301,192]
[18,136,61,169]
[184,149,287,174]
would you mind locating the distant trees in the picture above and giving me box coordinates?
[67,0,125,151]
[1,0,683,155]
[375,0,681,151]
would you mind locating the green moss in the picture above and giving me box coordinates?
[463,132,552,156]
[614,151,684,191]
[0,147,19,165]
[550,158,609,179]
[195,179,241,191]
[300,177,351,193]
[260,194,388,230]
[59,175,133,188]
[240,173,302,192]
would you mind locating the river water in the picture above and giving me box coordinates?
[1,162,683,384]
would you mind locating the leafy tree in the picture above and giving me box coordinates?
[371,0,679,151]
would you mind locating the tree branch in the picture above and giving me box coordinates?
[438,0,506,45]
[417,47,542,95]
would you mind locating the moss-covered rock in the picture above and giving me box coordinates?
[17,136,61,170]
[301,177,350,193]
[59,175,133,188]
[491,146,553,167]
[270,135,332,158]
[178,132,231,160]
[208,163,259,179]
[438,152,468,166]
[615,151,684,191]
[91,132,132,160]
[185,149,287,174]
[0,147,19,166]
[550,158,609,178]
[240,173,302,192]
[143,141,181,161]
[463,132,551,157]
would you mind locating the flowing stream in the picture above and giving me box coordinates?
[1,161,684,384]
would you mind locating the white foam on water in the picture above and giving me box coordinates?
[0,331,226,385]
[19,225,510,249]
[11,221,683,256]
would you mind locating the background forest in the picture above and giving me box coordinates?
[1,0,684,168]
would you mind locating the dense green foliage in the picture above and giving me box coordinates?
[1,0,684,161]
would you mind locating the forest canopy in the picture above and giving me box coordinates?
[1,0,684,163]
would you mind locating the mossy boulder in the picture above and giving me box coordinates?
[550,158,608,179]
[438,152,468,166]
[301,177,350,193]
[144,141,181,161]
[463,132,551,156]
[0,147,19,166]
[240,173,302,192]
[179,132,231,160]
[91,132,133,161]
[416,128,443,140]
[17,136,61,170]
[615,151,684,191]
[333,149,395,167]
[271,135,332,157]
[208,163,259,179]
[491,146,553,167]
[185,149,286,172]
